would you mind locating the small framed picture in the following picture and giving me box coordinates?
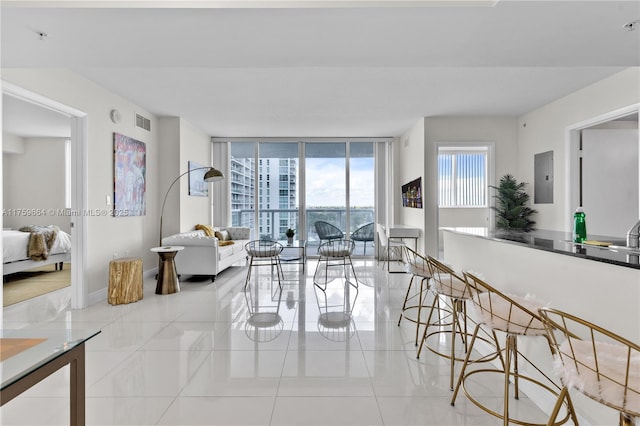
[188,161,208,197]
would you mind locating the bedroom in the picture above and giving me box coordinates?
[2,94,73,306]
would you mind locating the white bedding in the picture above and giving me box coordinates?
[3,229,72,263]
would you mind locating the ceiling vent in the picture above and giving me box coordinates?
[135,113,151,132]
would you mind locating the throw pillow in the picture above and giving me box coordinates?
[195,224,214,237]
[214,229,231,241]
[218,240,235,246]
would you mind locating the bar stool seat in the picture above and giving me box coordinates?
[539,307,639,426]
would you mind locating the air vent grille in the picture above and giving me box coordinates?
[135,113,151,131]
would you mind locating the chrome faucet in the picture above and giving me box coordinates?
[627,219,640,248]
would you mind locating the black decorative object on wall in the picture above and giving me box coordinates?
[402,177,422,209]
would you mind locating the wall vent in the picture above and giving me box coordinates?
[135,113,151,131]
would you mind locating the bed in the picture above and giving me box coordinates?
[3,228,72,276]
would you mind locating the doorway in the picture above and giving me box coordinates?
[1,82,88,311]
[567,105,639,237]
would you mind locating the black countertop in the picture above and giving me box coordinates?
[441,227,640,270]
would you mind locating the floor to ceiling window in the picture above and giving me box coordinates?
[305,143,347,248]
[226,139,381,257]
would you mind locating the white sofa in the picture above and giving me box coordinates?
[161,226,251,282]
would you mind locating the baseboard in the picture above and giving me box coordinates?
[144,267,158,278]
[88,287,107,306]
[88,267,157,306]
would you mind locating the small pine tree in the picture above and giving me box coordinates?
[490,174,537,232]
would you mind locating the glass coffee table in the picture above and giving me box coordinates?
[1,328,101,425]
[278,239,307,271]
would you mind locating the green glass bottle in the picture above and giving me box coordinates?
[573,207,587,243]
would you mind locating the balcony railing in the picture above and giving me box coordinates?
[232,208,375,256]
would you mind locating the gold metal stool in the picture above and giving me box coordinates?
[417,257,483,391]
[450,272,574,426]
[539,307,639,426]
[397,246,433,346]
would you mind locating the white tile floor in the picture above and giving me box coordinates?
[1,259,550,425]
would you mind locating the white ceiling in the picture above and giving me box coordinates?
[1,0,639,138]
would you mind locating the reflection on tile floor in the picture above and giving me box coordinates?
[1,259,551,425]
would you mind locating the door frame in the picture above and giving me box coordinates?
[2,81,89,309]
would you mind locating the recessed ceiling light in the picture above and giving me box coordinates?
[37,31,48,41]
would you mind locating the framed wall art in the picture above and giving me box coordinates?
[113,133,146,216]
[188,161,208,197]
[402,177,423,209]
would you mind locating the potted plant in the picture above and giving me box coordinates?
[491,174,537,233]
[285,228,295,244]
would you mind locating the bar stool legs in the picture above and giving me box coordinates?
[397,246,433,346]
[244,240,284,291]
[450,272,575,426]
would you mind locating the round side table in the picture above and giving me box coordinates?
[151,246,184,295]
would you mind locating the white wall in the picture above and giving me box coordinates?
[395,119,427,252]
[3,137,69,232]
[1,68,160,298]
[2,132,25,154]
[179,119,213,232]
[158,117,181,241]
[582,128,639,238]
[518,67,640,232]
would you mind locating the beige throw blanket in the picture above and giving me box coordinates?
[18,225,59,261]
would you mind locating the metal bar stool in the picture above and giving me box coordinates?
[539,307,639,426]
[416,256,480,391]
[451,272,574,426]
[244,240,284,290]
[313,239,358,289]
[397,245,433,346]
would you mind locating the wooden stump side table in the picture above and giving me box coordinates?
[151,246,184,295]
[108,257,144,305]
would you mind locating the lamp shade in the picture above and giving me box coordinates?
[203,167,224,182]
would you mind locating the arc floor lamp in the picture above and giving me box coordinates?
[158,166,224,246]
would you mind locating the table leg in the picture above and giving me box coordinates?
[70,343,86,426]
[0,342,87,426]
